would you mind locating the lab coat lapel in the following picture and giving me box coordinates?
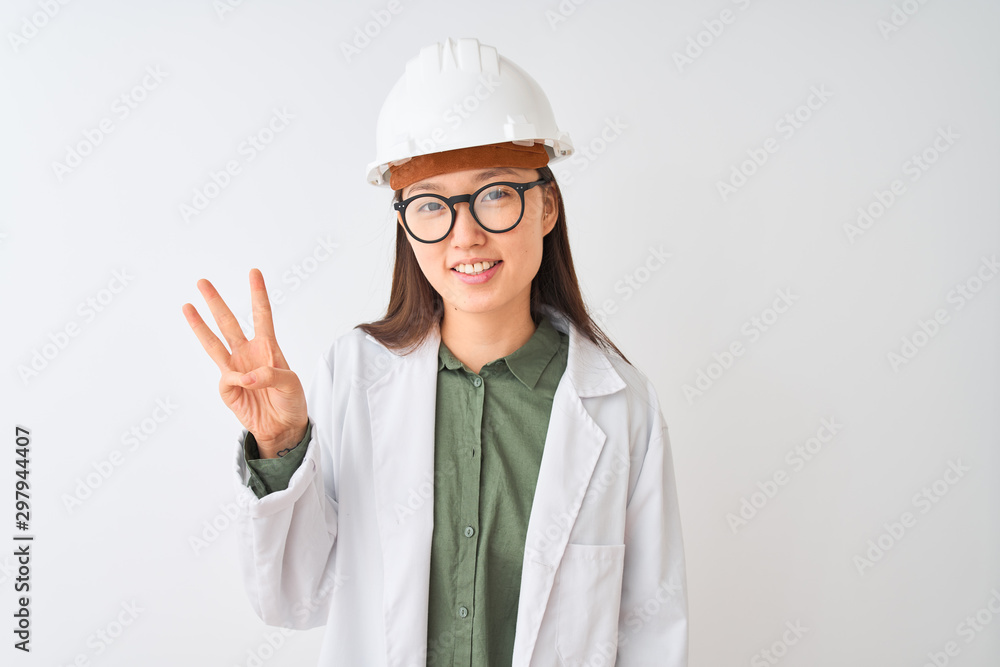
[365,329,440,667]
[512,309,626,666]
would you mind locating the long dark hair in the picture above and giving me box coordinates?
[356,166,630,364]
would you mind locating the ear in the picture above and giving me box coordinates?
[540,183,559,237]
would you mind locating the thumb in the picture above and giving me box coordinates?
[235,365,300,393]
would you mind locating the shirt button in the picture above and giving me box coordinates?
[458,606,469,618]
[464,526,475,538]
[472,376,482,387]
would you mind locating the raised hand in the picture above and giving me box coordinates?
[182,268,308,459]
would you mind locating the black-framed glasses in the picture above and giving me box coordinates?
[393,179,547,244]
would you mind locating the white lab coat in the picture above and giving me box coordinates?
[231,305,688,666]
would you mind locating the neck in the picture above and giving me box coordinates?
[440,296,538,375]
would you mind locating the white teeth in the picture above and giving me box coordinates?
[455,260,496,275]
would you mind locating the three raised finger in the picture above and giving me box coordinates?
[249,268,276,340]
[196,277,248,350]
[182,302,233,372]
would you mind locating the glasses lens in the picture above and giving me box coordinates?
[405,196,452,242]
[473,185,522,231]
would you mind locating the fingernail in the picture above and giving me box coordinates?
[242,372,256,384]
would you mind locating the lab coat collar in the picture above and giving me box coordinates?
[365,304,626,396]
[540,304,627,398]
[363,305,626,666]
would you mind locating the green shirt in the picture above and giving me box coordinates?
[242,314,569,666]
[243,421,312,497]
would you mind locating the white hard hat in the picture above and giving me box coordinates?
[366,37,574,187]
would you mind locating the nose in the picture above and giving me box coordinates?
[449,201,486,247]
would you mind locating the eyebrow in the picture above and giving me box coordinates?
[405,167,521,196]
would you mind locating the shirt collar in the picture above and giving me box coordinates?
[437,314,563,390]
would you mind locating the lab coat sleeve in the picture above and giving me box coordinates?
[616,382,689,666]
[243,422,313,499]
[232,351,340,630]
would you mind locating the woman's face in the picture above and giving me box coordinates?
[399,166,557,321]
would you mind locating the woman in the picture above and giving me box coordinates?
[182,38,687,667]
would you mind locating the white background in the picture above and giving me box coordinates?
[2,0,998,665]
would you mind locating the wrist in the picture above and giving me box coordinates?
[255,421,308,459]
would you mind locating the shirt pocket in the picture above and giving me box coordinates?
[555,542,626,666]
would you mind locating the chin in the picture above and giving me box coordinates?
[449,298,504,315]
[439,289,511,315]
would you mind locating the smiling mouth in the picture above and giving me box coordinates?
[451,260,501,276]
